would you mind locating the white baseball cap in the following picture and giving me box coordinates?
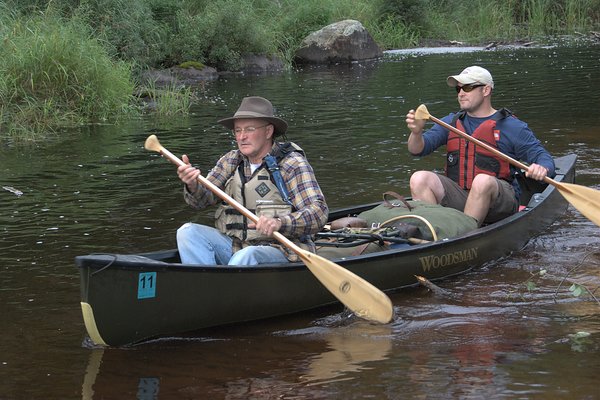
[447,66,494,89]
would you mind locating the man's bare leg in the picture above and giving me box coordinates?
[464,174,499,226]
[409,171,445,204]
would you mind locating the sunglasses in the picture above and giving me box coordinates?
[456,84,485,93]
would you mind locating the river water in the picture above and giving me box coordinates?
[1,44,600,399]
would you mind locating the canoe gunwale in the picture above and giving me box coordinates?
[76,155,572,272]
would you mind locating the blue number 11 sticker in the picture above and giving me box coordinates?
[138,272,157,299]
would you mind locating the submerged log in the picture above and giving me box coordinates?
[415,275,454,297]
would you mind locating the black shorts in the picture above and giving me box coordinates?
[437,174,519,224]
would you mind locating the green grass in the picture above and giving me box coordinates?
[366,15,421,49]
[2,0,599,142]
[0,6,135,142]
[138,81,196,117]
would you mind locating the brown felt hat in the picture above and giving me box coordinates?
[218,96,288,136]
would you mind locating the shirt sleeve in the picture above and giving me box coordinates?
[418,114,456,156]
[278,152,329,236]
[499,119,556,178]
[183,150,240,209]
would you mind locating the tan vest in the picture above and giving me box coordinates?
[214,165,292,242]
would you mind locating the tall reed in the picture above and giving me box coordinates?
[139,81,195,117]
[561,0,597,30]
[366,16,420,49]
[0,7,134,141]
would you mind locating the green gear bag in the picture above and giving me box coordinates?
[357,196,477,241]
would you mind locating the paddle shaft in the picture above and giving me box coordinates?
[426,114,560,187]
[153,144,306,257]
[146,134,394,324]
[418,105,600,227]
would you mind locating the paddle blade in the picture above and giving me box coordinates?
[298,249,394,324]
[556,182,600,227]
[415,104,431,120]
[144,134,162,152]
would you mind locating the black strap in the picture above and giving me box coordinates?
[263,154,293,206]
[272,142,305,161]
[225,223,246,230]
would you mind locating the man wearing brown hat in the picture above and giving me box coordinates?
[176,96,328,265]
[405,65,555,226]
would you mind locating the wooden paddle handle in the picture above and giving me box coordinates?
[416,109,599,229]
[154,144,305,255]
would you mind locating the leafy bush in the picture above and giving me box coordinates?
[167,0,277,71]
[72,0,175,68]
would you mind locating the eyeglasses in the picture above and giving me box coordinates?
[233,124,270,135]
[456,84,485,93]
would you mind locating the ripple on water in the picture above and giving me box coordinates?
[392,301,518,346]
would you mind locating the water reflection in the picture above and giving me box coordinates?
[295,324,392,385]
[2,45,600,399]
[79,322,393,399]
[81,349,103,400]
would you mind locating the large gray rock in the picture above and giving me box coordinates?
[240,54,285,74]
[168,65,219,85]
[294,20,383,64]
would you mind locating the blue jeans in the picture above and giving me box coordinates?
[176,222,289,266]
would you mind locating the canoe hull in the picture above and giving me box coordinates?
[77,154,576,346]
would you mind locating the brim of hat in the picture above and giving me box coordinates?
[218,115,288,136]
[447,75,481,87]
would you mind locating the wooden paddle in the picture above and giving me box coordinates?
[415,104,600,227]
[144,134,394,324]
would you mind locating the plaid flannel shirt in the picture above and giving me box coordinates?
[183,144,328,261]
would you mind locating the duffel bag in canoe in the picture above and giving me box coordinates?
[357,192,477,241]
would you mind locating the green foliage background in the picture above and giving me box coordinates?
[1,0,599,140]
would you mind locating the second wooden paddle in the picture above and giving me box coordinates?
[415,104,600,227]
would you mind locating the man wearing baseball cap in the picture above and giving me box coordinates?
[405,66,555,226]
[175,96,328,265]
